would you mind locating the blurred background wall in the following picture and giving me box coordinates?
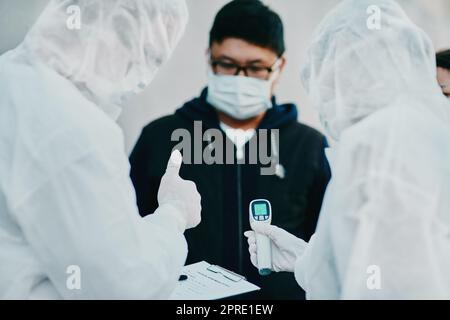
[1,0,450,153]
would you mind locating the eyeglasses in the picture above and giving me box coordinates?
[210,57,281,80]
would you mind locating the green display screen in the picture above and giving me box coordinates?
[254,203,268,216]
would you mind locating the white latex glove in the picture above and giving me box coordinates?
[244,224,307,273]
[156,150,202,232]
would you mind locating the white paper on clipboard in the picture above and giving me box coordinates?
[169,261,260,300]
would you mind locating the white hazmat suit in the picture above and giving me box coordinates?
[0,0,201,299]
[246,0,450,299]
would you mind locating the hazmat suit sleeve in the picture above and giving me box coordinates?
[11,134,187,299]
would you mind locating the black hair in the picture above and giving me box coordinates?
[209,0,285,57]
[436,49,450,70]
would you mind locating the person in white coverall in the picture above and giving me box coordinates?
[0,0,202,299]
[246,0,450,299]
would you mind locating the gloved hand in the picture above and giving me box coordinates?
[244,224,307,273]
[157,150,202,232]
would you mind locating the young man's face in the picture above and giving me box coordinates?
[209,38,285,94]
[437,67,450,98]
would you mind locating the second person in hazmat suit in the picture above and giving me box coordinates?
[246,0,450,299]
[0,0,201,299]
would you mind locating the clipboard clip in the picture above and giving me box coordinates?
[206,265,246,283]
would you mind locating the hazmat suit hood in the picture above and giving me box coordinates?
[301,0,449,141]
[18,0,188,119]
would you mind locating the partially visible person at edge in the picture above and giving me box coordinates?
[437,49,450,98]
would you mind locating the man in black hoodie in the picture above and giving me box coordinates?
[130,0,330,299]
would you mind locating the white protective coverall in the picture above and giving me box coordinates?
[0,0,195,299]
[296,0,450,299]
[246,0,450,300]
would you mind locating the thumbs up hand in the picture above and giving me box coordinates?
[157,150,202,232]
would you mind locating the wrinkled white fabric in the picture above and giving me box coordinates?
[0,0,191,299]
[301,0,448,140]
[21,0,188,119]
[296,0,450,299]
[158,150,202,231]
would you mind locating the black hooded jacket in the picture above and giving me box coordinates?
[130,89,331,299]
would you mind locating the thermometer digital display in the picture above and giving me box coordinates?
[249,199,272,276]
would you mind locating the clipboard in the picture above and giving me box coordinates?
[169,261,260,300]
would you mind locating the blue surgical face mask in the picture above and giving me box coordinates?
[206,72,273,120]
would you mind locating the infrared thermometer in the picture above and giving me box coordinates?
[249,199,272,276]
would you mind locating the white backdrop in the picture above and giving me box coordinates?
[1,0,449,152]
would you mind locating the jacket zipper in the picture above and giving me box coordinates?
[236,163,243,275]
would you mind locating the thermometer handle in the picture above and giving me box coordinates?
[256,233,272,276]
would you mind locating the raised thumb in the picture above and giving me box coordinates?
[165,150,183,176]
